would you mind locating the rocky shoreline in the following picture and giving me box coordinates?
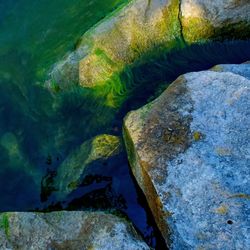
[0,0,250,249]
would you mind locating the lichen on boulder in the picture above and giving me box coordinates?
[47,0,250,109]
[181,0,250,43]
[123,63,250,249]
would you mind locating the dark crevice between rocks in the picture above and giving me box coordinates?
[178,0,186,46]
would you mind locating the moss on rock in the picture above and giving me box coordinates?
[54,134,122,199]
[0,213,10,239]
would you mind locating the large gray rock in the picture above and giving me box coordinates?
[123,64,250,249]
[0,211,150,250]
[181,0,250,43]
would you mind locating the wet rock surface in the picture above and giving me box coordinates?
[49,0,181,89]
[123,63,250,249]
[0,211,150,250]
[181,0,250,42]
[49,0,250,91]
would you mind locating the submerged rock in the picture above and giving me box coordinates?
[123,64,250,249]
[54,134,122,198]
[181,0,250,43]
[0,211,149,250]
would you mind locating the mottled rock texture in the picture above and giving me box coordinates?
[212,63,250,80]
[123,64,250,249]
[181,0,250,42]
[181,0,250,43]
[0,211,149,250]
[49,0,181,89]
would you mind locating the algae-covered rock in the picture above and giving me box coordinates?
[123,63,250,249]
[48,0,250,107]
[49,0,182,88]
[0,211,150,250]
[181,0,250,43]
[54,134,122,198]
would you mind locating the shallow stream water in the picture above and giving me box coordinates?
[0,0,250,248]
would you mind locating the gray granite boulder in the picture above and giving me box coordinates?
[181,0,250,43]
[123,63,250,249]
[0,211,150,250]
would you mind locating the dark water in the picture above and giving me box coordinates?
[1,0,250,249]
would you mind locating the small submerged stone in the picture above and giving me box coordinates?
[181,0,250,43]
[54,134,122,199]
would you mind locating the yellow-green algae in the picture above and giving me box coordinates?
[76,0,183,108]
[51,0,250,111]
[215,205,228,215]
[0,213,10,239]
[182,17,250,44]
[228,193,250,200]
[76,1,249,110]
[182,17,214,44]
[193,131,202,141]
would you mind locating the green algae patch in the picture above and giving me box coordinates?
[0,213,10,239]
[182,17,250,44]
[79,48,123,88]
[90,134,121,160]
[193,131,202,141]
[182,17,214,44]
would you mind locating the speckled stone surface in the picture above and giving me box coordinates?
[124,64,250,249]
[212,63,250,80]
[181,0,250,42]
[0,211,150,250]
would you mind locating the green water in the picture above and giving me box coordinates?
[0,0,166,247]
[0,0,128,78]
[0,0,130,205]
